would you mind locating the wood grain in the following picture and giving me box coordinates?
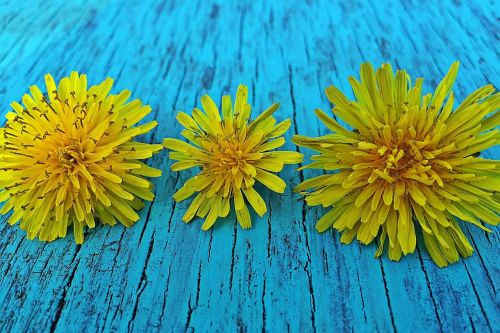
[0,0,498,332]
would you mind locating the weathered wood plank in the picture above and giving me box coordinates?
[0,0,498,332]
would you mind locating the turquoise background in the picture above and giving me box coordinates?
[0,0,498,332]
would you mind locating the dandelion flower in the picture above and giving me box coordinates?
[0,72,162,243]
[294,62,499,267]
[164,84,303,230]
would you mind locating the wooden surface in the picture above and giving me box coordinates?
[0,0,499,332]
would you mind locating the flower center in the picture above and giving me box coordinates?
[378,141,429,181]
[385,146,412,170]
[216,140,245,170]
[57,143,84,170]
[220,148,243,166]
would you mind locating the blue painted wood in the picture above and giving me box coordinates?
[0,0,498,332]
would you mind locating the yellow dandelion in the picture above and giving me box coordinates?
[294,62,499,267]
[164,84,303,230]
[0,72,162,243]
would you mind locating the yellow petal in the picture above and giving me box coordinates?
[234,188,245,210]
[182,192,206,223]
[266,151,303,164]
[255,169,286,193]
[201,94,221,121]
[201,196,221,230]
[407,183,426,206]
[354,183,378,207]
[236,204,251,229]
[382,185,394,206]
[242,186,267,216]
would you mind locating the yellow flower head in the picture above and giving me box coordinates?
[164,84,303,230]
[294,62,499,267]
[0,72,162,243]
